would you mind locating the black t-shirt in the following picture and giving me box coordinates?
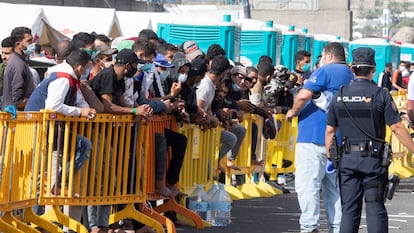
[88,67,123,105]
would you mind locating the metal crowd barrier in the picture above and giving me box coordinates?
[0,112,49,233]
[36,111,163,233]
[141,114,204,233]
[265,114,297,180]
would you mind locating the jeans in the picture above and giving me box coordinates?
[219,124,246,160]
[155,129,187,185]
[295,143,341,233]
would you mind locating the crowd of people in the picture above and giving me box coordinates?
[2,25,414,233]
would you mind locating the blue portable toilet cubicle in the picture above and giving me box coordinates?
[157,14,241,62]
[275,25,306,71]
[302,28,314,56]
[312,34,349,66]
[239,19,278,66]
[400,42,414,62]
[349,38,400,83]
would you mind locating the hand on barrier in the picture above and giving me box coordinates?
[3,105,16,119]
[326,159,336,174]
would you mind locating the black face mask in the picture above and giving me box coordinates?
[127,66,137,78]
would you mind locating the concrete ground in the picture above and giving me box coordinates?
[177,176,414,233]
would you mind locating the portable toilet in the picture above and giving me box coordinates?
[312,34,348,66]
[349,38,400,83]
[275,25,306,71]
[302,28,314,55]
[239,19,278,66]
[157,14,240,61]
[400,42,414,62]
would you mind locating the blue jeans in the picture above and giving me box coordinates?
[57,134,91,185]
[295,143,341,233]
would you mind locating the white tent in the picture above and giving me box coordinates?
[116,11,173,38]
[41,5,122,39]
[0,2,68,49]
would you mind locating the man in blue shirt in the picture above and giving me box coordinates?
[286,42,354,233]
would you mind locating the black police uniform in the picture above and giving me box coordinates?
[327,78,401,233]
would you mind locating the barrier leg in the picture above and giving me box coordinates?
[41,205,88,233]
[23,207,64,233]
[109,203,164,233]
[139,203,176,233]
[1,211,40,233]
[153,198,204,229]
[0,214,25,233]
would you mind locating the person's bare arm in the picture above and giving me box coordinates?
[286,88,313,121]
[390,121,414,153]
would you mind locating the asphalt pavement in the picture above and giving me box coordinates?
[177,176,414,233]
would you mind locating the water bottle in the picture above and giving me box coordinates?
[211,183,232,226]
[206,183,219,224]
[188,184,209,220]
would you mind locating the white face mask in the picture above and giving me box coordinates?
[103,61,113,68]
[177,73,188,83]
[159,71,170,81]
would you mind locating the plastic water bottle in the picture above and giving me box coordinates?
[211,183,232,226]
[188,184,209,220]
[206,183,219,224]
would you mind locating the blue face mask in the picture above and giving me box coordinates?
[302,63,311,72]
[80,65,92,80]
[232,83,241,91]
[23,43,36,55]
[139,63,152,72]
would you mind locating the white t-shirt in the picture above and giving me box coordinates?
[407,72,414,100]
[196,75,216,111]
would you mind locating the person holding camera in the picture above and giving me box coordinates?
[325,47,414,233]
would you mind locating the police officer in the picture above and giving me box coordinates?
[325,47,414,233]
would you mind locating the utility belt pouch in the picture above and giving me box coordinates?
[381,143,393,167]
[359,142,368,157]
[342,137,350,154]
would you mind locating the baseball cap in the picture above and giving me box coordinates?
[95,46,118,57]
[153,53,175,68]
[188,57,207,77]
[116,49,140,64]
[183,41,204,62]
[352,47,376,67]
[230,65,248,77]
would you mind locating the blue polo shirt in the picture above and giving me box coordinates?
[297,63,354,145]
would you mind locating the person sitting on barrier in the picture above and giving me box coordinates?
[178,56,208,125]
[196,55,246,173]
[144,51,189,197]
[24,50,96,225]
[87,48,153,233]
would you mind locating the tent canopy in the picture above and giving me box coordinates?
[0,2,68,50]
[41,5,122,39]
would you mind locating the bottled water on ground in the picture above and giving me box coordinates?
[211,183,232,226]
[206,183,219,224]
[188,184,209,220]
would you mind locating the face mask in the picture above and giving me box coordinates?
[80,65,92,80]
[302,63,311,72]
[103,61,113,68]
[319,59,325,67]
[159,71,170,81]
[399,66,405,71]
[232,83,241,91]
[139,63,152,72]
[83,48,97,60]
[23,43,36,55]
[127,66,138,78]
[402,69,409,77]
[177,73,188,83]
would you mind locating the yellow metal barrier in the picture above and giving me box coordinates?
[142,115,204,233]
[0,112,52,233]
[178,123,220,195]
[37,111,163,233]
[266,114,298,181]
[219,114,281,199]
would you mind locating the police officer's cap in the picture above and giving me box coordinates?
[351,47,376,68]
